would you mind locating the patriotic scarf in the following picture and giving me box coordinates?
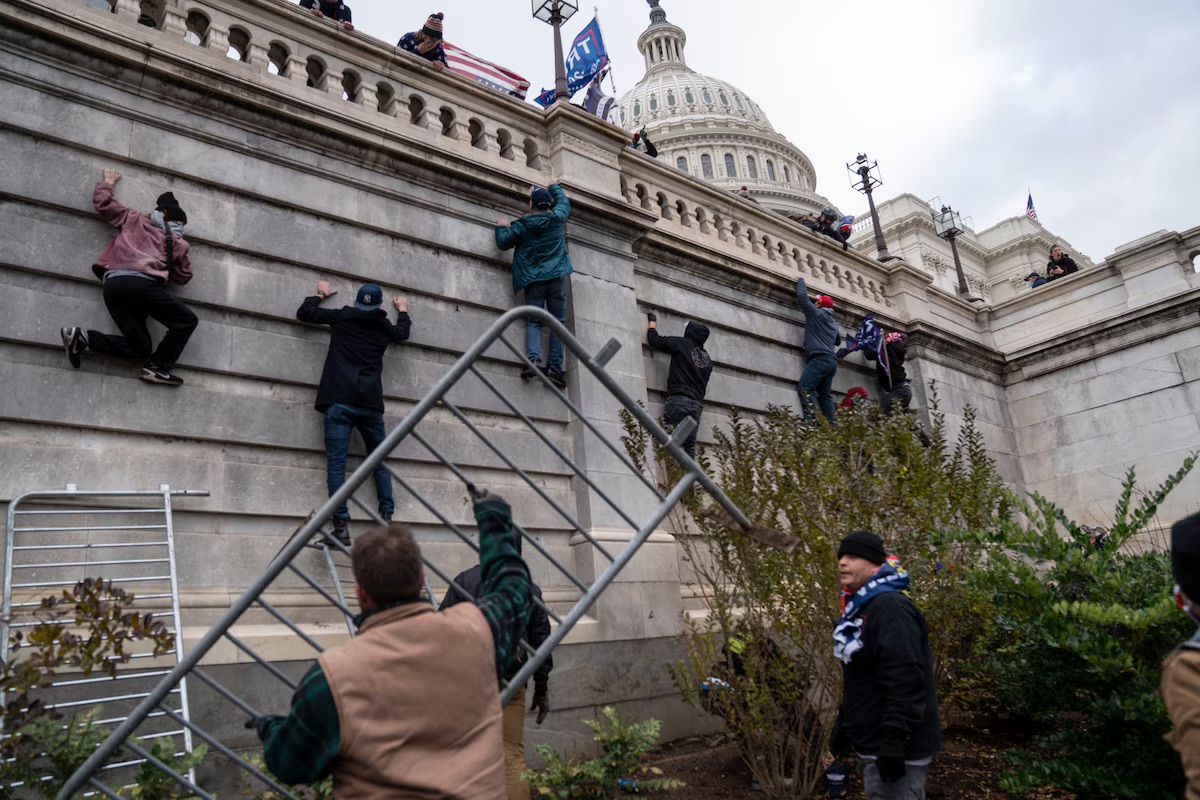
[833,557,909,664]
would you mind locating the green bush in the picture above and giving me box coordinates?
[971,459,1197,799]
[623,396,1008,798]
[522,706,684,798]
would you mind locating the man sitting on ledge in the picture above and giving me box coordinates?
[254,493,532,798]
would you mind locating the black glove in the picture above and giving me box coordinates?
[647,310,657,323]
[531,682,550,725]
[876,755,906,784]
[472,490,511,519]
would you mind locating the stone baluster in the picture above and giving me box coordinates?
[205,24,229,54]
[715,216,730,242]
[246,41,269,69]
[284,55,308,86]
[113,0,139,23]
[357,82,378,111]
[163,7,186,38]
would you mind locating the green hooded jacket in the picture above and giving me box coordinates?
[495,183,573,294]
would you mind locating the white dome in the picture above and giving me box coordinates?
[617,2,830,218]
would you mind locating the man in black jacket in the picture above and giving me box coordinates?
[441,557,552,800]
[298,0,353,29]
[879,333,911,414]
[298,281,411,545]
[829,531,941,799]
[646,312,713,460]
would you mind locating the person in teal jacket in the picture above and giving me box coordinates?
[495,184,573,389]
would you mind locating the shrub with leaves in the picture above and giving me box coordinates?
[622,396,1009,798]
[123,737,209,800]
[240,751,333,800]
[523,706,684,798]
[972,458,1197,799]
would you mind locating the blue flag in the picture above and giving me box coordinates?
[534,16,609,107]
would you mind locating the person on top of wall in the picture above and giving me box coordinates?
[441,543,553,800]
[802,208,850,250]
[254,493,532,797]
[61,168,197,387]
[1045,245,1079,281]
[795,277,840,423]
[1163,511,1200,800]
[837,215,857,250]
[827,532,942,800]
[495,184,573,390]
[628,129,658,158]
[646,312,713,460]
[397,12,447,69]
[297,281,411,546]
[298,0,353,30]
[1025,271,1047,289]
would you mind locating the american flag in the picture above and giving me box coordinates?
[443,42,530,101]
[1026,191,1038,222]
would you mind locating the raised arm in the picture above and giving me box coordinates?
[472,494,533,680]
[92,171,134,228]
[795,277,818,319]
[297,281,341,325]
[495,219,523,252]
[389,296,412,343]
[549,184,571,222]
[256,662,342,785]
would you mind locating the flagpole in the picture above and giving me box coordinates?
[594,6,618,96]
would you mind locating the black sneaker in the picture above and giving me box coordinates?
[521,359,542,380]
[141,364,184,386]
[61,327,87,369]
[542,366,567,389]
[381,513,393,524]
[330,518,351,547]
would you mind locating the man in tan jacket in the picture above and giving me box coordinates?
[254,493,532,798]
[1164,510,1200,800]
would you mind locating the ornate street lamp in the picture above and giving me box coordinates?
[532,0,578,103]
[847,153,896,262]
[932,205,981,302]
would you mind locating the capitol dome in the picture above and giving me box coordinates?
[618,1,832,217]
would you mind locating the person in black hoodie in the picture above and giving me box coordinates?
[298,0,353,29]
[1045,245,1079,281]
[878,332,911,414]
[646,312,713,460]
[298,281,412,545]
[829,531,941,799]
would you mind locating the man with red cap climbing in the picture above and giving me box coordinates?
[828,531,941,799]
[397,12,447,69]
[61,168,197,387]
[795,277,840,422]
[1163,510,1200,799]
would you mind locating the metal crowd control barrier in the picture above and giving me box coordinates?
[2,485,205,795]
[57,306,756,799]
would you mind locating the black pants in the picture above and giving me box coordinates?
[880,382,913,414]
[87,276,198,370]
[663,395,704,460]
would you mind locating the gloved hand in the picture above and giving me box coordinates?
[472,489,511,521]
[646,310,657,323]
[531,682,550,725]
[875,755,906,784]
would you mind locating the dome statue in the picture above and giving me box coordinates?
[618,2,833,218]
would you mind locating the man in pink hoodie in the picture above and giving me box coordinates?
[61,168,197,386]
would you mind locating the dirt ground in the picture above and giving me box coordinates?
[644,722,1077,799]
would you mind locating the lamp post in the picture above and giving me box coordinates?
[532,0,578,103]
[932,205,981,302]
[847,153,896,262]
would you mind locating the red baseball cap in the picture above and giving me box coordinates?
[816,295,834,309]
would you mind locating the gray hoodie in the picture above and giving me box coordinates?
[795,278,840,357]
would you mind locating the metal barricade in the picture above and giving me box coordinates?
[2,484,205,795]
[57,306,756,799]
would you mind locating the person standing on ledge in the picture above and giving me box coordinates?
[297,281,411,546]
[646,311,713,460]
[397,12,447,69]
[1045,245,1079,281]
[298,0,353,30]
[61,168,197,387]
[828,531,942,800]
[795,277,840,423]
[254,494,532,797]
[495,184,573,390]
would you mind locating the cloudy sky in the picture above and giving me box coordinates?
[346,0,1200,260]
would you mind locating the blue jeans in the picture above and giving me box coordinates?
[323,403,394,520]
[797,353,837,422]
[523,277,568,371]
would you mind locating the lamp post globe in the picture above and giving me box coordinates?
[532,0,578,102]
[932,204,981,302]
[846,153,895,262]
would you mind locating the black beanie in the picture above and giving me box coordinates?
[838,531,888,565]
[1172,512,1200,601]
[156,191,188,224]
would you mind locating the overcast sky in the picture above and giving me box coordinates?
[346,1,1200,260]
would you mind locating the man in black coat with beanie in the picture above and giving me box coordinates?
[646,311,713,460]
[298,280,411,545]
[829,531,941,799]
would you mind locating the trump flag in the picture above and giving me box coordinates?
[534,15,609,107]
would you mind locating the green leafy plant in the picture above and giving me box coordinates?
[523,706,684,798]
[15,708,111,797]
[123,737,209,800]
[622,394,1009,798]
[973,458,1197,799]
[240,752,333,800]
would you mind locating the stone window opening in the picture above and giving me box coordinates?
[633,100,641,117]
[497,128,515,160]
[267,42,290,77]
[684,88,694,104]
[676,156,688,173]
[766,160,776,181]
[376,82,397,114]
[1192,253,1200,273]
[649,94,658,112]
[408,94,427,126]
[305,55,326,89]
[783,164,791,184]
[667,90,676,107]
[701,153,713,179]
[724,153,736,178]
[702,88,712,104]
[342,70,362,103]
[734,94,744,110]
[183,10,208,45]
[523,137,542,169]
[469,118,487,149]
[718,91,729,106]
[746,156,758,180]
[226,27,250,62]
[137,0,164,29]
[87,0,115,12]
[439,106,456,137]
